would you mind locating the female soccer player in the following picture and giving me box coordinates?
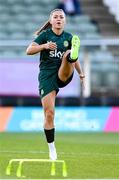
[26,9,85,160]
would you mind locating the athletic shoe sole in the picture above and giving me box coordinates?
[70,35,80,61]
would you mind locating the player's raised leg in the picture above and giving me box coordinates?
[58,35,80,82]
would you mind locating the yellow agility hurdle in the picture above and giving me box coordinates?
[6,159,67,178]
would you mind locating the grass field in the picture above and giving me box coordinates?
[0,132,119,179]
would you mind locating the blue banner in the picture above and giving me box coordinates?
[6,107,111,132]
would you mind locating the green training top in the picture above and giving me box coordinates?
[34,28,72,70]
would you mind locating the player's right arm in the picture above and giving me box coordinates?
[26,42,46,55]
[26,41,57,55]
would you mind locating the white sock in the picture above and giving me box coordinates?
[48,142,55,150]
[48,142,57,160]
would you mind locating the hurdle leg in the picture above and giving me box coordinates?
[6,160,14,175]
[62,161,67,177]
[16,160,24,177]
[51,162,55,176]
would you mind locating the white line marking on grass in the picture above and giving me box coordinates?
[0,150,47,154]
[0,179,119,180]
[0,150,119,157]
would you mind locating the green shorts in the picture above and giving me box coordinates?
[38,69,73,99]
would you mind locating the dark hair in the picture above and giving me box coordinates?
[34,9,65,35]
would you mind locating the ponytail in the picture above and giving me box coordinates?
[34,20,51,36]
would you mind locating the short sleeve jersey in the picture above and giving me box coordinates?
[34,28,72,70]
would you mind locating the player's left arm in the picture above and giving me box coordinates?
[75,60,85,85]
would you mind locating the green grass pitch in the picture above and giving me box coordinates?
[0,132,119,179]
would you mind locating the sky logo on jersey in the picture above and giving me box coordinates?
[49,49,64,59]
